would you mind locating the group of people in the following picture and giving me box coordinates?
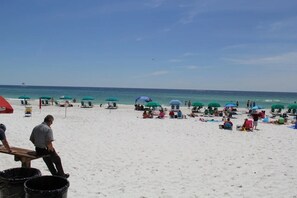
[169,110,184,119]
[0,115,69,178]
[143,109,185,119]
[135,104,145,111]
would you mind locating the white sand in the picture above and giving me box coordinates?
[1,100,297,198]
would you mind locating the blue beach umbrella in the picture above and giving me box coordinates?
[169,100,182,106]
[135,96,152,103]
[252,105,263,110]
[225,103,237,108]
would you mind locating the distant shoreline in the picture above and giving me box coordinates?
[1,84,296,94]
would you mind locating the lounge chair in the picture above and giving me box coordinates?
[81,101,86,108]
[88,101,93,108]
[25,107,32,117]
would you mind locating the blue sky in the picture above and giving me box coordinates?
[0,0,296,92]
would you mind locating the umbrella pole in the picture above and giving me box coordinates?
[65,106,67,118]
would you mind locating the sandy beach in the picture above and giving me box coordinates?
[1,99,297,198]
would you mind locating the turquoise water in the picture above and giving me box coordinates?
[0,85,296,108]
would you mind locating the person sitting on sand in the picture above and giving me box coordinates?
[143,110,150,119]
[188,112,197,118]
[157,110,165,119]
[177,110,183,119]
[241,118,253,131]
[219,118,233,130]
[169,110,175,118]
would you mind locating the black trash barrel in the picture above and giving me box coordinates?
[0,167,41,198]
[24,175,69,198]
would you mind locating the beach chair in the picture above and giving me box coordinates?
[203,109,209,117]
[25,106,32,117]
[244,120,253,131]
[88,101,93,108]
[81,101,86,108]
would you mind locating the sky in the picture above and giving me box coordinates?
[0,0,296,92]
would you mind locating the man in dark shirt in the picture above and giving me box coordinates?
[252,112,260,130]
[30,115,69,178]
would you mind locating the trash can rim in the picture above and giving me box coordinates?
[0,167,41,183]
[24,175,70,194]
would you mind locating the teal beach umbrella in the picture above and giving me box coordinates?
[288,104,297,109]
[192,102,204,107]
[60,96,72,100]
[146,101,161,107]
[19,96,30,99]
[106,97,118,102]
[40,96,52,100]
[271,104,284,109]
[208,102,221,108]
[82,96,95,101]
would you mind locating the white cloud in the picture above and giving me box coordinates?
[150,70,169,76]
[225,52,297,66]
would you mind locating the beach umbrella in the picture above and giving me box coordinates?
[40,96,52,100]
[106,97,118,102]
[208,102,221,108]
[0,96,13,113]
[252,105,263,110]
[82,96,95,101]
[60,96,72,100]
[271,104,284,109]
[192,102,204,107]
[169,100,182,106]
[18,96,30,100]
[135,96,152,103]
[146,101,161,107]
[288,104,297,109]
[225,103,237,108]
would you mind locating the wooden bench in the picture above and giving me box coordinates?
[0,146,46,168]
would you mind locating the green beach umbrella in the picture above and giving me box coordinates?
[82,96,95,101]
[60,96,72,100]
[106,97,118,102]
[192,102,204,107]
[40,96,52,100]
[146,101,161,107]
[271,104,284,109]
[18,96,30,99]
[287,104,297,109]
[208,102,221,108]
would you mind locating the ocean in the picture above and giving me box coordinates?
[0,85,296,108]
